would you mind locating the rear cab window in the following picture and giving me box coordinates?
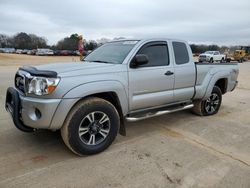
[172,41,190,65]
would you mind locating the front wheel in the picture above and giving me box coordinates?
[209,58,214,63]
[61,97,120,155]
[192,86,222,116]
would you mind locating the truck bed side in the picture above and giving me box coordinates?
[194,63,239,100]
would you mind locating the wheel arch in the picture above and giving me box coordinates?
[203,71,230,99]
[215,78,228,94]
[50,81,128,135]
[83,92,126,136]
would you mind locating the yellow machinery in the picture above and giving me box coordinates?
[233,46,250,63]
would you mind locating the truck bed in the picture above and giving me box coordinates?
[194,62,239,99]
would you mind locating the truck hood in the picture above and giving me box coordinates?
[199,53,211,56]
[34,62,122,77]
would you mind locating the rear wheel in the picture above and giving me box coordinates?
[61,97,120,155]
[192,86,222,116]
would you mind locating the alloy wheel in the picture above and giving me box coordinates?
[78,111,110,146]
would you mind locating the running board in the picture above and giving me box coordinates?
[126,104,194,122]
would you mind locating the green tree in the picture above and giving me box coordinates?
[13,32,32,49]
[12,32,47,49]
[56,33,79,50]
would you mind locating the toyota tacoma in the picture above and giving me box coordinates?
[5,38,239,155]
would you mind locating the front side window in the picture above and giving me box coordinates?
[136,42,169,67]
[205,51,214,54]
[84,40,138,64]
[172,42,189,65]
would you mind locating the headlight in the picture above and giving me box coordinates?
[27,77,60,96]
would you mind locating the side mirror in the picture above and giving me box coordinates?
[130,54,149,68]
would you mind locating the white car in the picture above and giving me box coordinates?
[199,51,226,63]
[36,48,54,56]
[15,49,23,54]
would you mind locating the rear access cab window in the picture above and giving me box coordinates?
[172,41,189,65]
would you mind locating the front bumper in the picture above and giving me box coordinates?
[5,87,61,131]
[199,56,210,62]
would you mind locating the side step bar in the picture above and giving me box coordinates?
[126,104,194,122]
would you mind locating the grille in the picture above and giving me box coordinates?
[199,55,206,58]
[15,73,25,93]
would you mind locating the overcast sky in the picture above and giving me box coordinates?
[0,0,249,45]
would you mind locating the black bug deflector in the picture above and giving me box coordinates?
[5,87,35,132]
[19,66,57,78]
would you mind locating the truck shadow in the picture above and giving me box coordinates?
[122,110,198,141]
[2,109,202,161]
[32,109,198,155]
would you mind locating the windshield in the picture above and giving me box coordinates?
[204,51,214,54]
[84,40,139,64]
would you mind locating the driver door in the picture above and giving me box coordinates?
[128,41,174,111]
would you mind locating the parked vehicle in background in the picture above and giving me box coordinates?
[233,46,250,63]
[74,50,80,56]
[68,50,75,55]
[60,50,69,56]
[15,49,23,54]
[60,50,75,56]
[5,38,239,156]
[27,49,37,55]
[0,48,15,53]
[9,48,16,53]
[53,50,61,56]
[21,49,28,54]
[199,51,226,63]
[36,48,54,56]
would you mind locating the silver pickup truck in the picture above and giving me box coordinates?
[5,38,239,155]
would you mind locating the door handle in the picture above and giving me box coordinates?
[164,71,174,76]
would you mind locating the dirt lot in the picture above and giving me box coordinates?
[0,53,249,188]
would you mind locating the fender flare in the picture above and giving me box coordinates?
[203,71,229,99]
[50,80,129,134]
[63,80,129,115]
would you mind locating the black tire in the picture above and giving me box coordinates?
[220,58,224,63]
[209,58,214,63]
[61,97,120,156]
[192,86,222,116]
